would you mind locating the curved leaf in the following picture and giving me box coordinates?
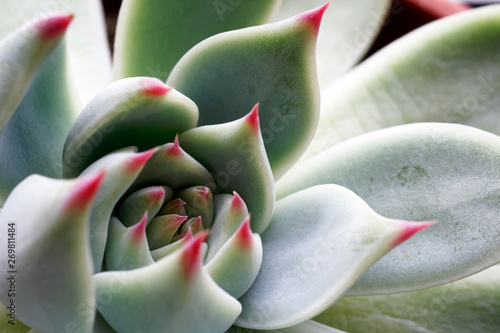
[272,0,391,88]
[179,105,274,234]
[277,123,500,295]
[0,15,72,130]
[206,216,263,299]
[114,0,281,80]
[0,173,104,333]
[228,320,346,333]
[63,77,198,178]
[94,234,241,333]
[205,193,248,262]
[105,215,154,271]
[168,5,326,178]
[79,148,157,272]
[304,5,500,159]
[315,265,500,333]
[0,42,79,205]
[0,0,111,105]
[236,184,432,330]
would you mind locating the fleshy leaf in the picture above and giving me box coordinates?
[206,216,263,299]
[0,15,72,130]
[205,192,249,262]
[304,5,500,159]
[277,123,500,294]
[315,265,500,333]
[150,229,194,261]
[113,0,281,80]
[272,0,391,88]
[79,148,157,273]
[146,214,187,250]
[167,4,324,178]
[236,184,432,329]
[0,0,112,105]
[94,234,241,333]
[0,173,103,333]
[228,320,346,333]
[104,215,154,271]
[177,186,214,228]
[0,41,79,204]
[131,136,217,192]
[62,77,198,178]
[117,186,171,227]
[179,106,274,234]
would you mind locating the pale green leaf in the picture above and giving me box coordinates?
[277,123,500,295]
[236,184,431,329]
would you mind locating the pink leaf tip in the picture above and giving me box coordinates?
[181,231,209,280]
[195,186,211,201]
[64,170,105,212]
[245,103,260,133]
[126,147,158,172]
[235,215,253,250]
[166,134,182,156]
[141,77,172,96]
[391,220,437,248]
[298,2,330,36]
[131,212,148,243]
[149,187,165,203]
[35,14,74,42]
[231,191,246,212]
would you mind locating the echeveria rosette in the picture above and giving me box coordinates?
[0,1,499,333]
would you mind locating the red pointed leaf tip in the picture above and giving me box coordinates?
[35,14,74,42]
[173,215,188,226]
[126,148,158,172]
[298,2,330,36]
[149,187,165,203]
[141,78,172,97]
[231,191,246,212]
[64,170,105,212]
[235,216,253,250]
[166,134,182,156]
[391,220,437,249]
[245,103,260,133]
[180,232,207,281]
[131,213,148,243]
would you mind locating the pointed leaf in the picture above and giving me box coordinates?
[63,77,198,178]
[236,184,432,330]
[206,216,263,299]
[167,5,325,178]
[315,266,500,333]
[206,192,249,262]
[131,136,216,192]
[0,173,103,332]
[0,0,112,105]
[272,0,391,88]
[0,15,72,130]
[79,148,157,272]
[179,106,274,233]
[0,41,79,204]
[113,0,281,80]
[105,215,154,271]
[305,5,500,158]
[277,123,500,294]
[117,185,171,227]
[177,186,214,227]
[94,234,241,333]
[146,214,187,250]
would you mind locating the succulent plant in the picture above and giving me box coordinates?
[0,1,499,333]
